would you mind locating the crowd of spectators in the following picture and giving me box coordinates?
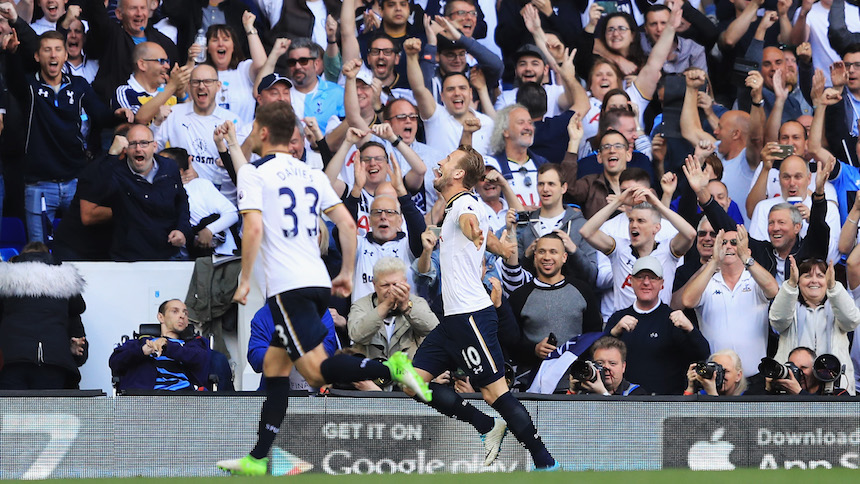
[3,0,860,396]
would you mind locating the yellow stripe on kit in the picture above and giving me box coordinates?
[468,315,498,374]
[276,295,305,356]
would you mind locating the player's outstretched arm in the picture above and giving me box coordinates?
[234,211,263,305]
[327,204,358,298]
[459,213,484,249]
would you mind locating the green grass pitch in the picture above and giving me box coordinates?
[34,468,858,484]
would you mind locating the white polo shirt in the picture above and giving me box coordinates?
[694,270,770,376]
[423,107,493,156]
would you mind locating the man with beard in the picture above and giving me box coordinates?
[408,145,560,471]
[515,164,597,285]
[486,104,545,209]
[505,233,602,391]
[153,64,249,203]
[494,44,571,117]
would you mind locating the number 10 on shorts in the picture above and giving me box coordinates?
[461,346,484,375]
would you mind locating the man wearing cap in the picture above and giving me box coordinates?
[493,44,571,117]
[256,72,292,105]
[605,255,711,395]
[681,226,779,378]
[114,42,191,125]
[421,21,503,104]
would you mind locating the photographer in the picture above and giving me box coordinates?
[762,347,817,395]
[567,336,648,396]
[684,349,747,396]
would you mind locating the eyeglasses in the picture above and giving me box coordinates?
[600,142,628,152]
[449,10,478,17]
[845,62,860,71]
[441,51,467,60]
[388,113,419,121]
[360,155,387,163]
[286,56,317,67]
[143,58,170,65]
[370,208,400,217]
[722,238,739,246]
[128,140,155,148]
[607,26,631,34]
[190,79,218,86]
[518,166,533,187]
[632,274,662,281]
[369,47,395,56]
[697,230,718,238]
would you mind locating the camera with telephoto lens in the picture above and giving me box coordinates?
[694,361,725,390]
[758,357,803,393]
[813,354,845,395]
[570,359,606,383]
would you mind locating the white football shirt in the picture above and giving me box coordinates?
[439,191,493,315]
[237,152,342,297]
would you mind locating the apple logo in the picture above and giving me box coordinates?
[687,427,735,471]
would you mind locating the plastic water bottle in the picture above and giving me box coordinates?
[194,29,207,64]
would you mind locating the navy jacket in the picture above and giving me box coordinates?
[101,155,192,261]
[6,20,114,182]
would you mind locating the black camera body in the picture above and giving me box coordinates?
[694,361,725,390]
[570,359,606,383]
[759,357,803,394]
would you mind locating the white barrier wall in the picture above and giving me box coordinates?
[70,262,265,393]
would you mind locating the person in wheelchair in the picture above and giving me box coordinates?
[110,299,223,391]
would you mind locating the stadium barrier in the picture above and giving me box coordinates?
[1,392,859,479]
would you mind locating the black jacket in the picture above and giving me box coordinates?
[162,0,251,61]
[101,154,192,261]
[700,192,830,277]
[0,252,88,388]
[81,0,179,103]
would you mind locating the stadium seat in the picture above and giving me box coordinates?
[0,247,18,261]
[0,217,26,253]
[111,323,233,395]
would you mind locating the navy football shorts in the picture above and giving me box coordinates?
[412,305,506,388]
[266,287,329,361]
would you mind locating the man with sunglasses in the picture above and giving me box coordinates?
[114,42,190,125]
[285,37,344,132]
[681,226,780,378]
[153,64,250,204]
